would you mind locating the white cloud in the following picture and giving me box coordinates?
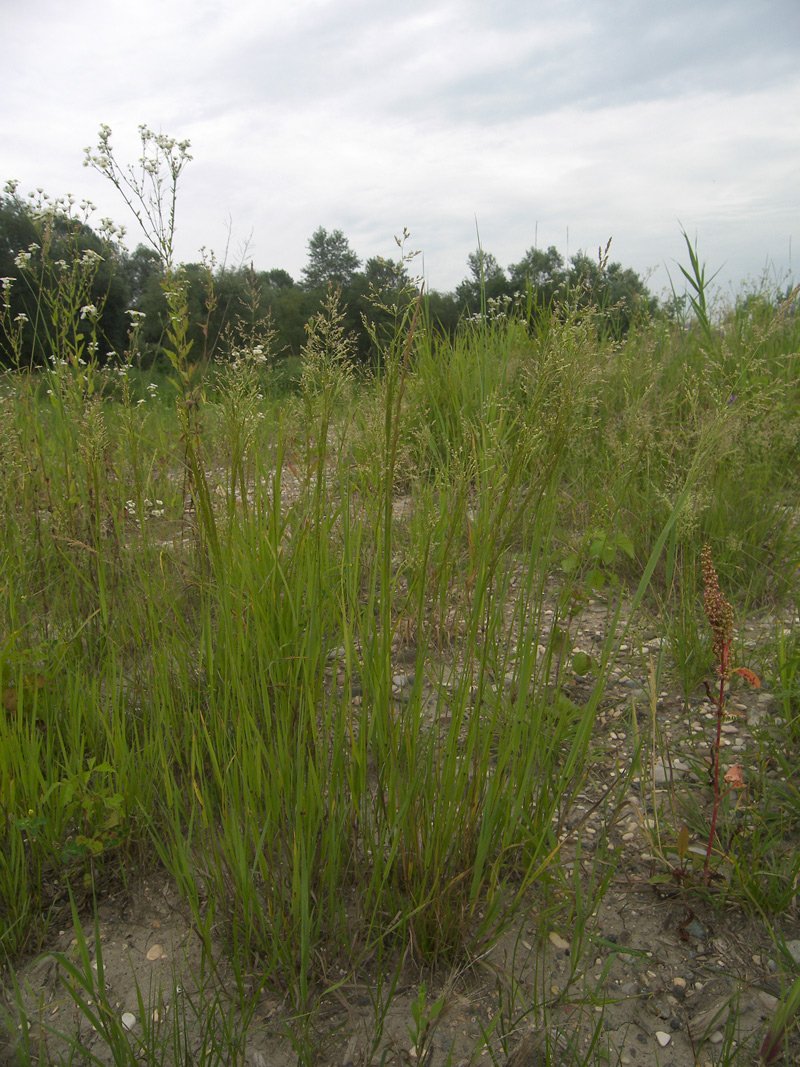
[2,0,797,295]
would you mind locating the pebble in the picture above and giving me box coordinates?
[121,1012,136,1030]
[549,932,570,951]
[652,758,690,783]
[395,646,418,665]
[655,1031,671,1047]
[686,918,707,940]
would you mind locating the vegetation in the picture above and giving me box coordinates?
[1,127,665,374]
[0,127,799,1065]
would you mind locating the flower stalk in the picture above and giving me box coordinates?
[700,544,755,886]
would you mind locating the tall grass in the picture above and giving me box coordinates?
[2,156,800,1062]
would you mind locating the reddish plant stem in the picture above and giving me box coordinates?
[703,638,731,886]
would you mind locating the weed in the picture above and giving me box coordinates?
[699,544,760,886]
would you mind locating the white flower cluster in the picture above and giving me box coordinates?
[125,498,165,521]
[231,344,270,369]
[13,244,39,270]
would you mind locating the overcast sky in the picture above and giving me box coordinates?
[4,0,799,300]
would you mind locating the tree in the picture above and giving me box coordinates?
[0,190,131,367]
[566,251,656,338]
[121,243,163,306]
[301,227,361,290]
[362,255,410,294]
[455,249,509,311]
[508,245,565,296]
[263,268,295,290]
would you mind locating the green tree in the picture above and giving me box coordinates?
[455,249,509,311]
[0,190,130,367]
[301,227,361,291]
[263,268,295,290]
[567,252,656,338]
[508,245,565,297]
[425,289,460,338]
[121,243,163,306]
[362,255,410,293]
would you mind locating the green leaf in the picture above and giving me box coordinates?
[572,651,596,676]
[616,532,635,559]
[588,570,607,591]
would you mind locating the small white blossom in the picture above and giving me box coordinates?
[80,304,98,320]
[14,312,28,324]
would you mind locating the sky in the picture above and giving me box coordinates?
[3,0,799,301]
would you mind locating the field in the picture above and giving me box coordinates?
[1,239,800,1066]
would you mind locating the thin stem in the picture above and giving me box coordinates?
[703,637,731,886]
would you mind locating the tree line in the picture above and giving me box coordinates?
[0,189,658,370]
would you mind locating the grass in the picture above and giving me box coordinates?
[1,151,800,1064]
